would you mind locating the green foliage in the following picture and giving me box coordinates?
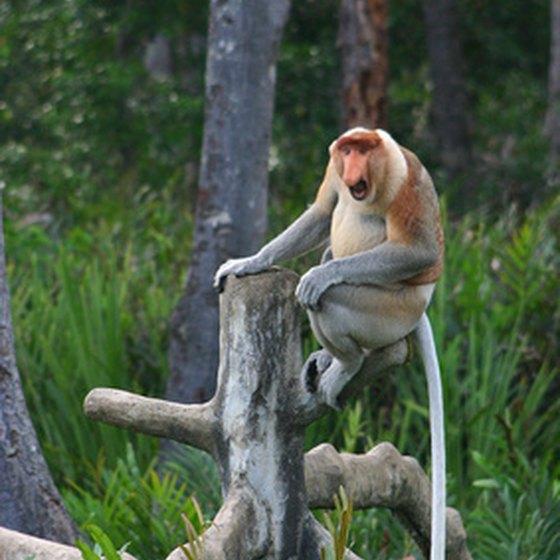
[9,226,185,483]
[0,0,203,226]
[470,451,560,559]
[272,0,340,216]
[163,445,222,515]
[472,74,550,208]
[65,443,217,559]
[461,0,549,82]
[177,496,209,560]
[321,486,354,560]
[350,508,417,559]
[76,524,129,560]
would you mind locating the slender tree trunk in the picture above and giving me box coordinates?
[0,194,77,543]
[545,0,560,164]
[338,0,389,130]
[166,0,290,404]
[144,34,173,81]
[421,0,472,182]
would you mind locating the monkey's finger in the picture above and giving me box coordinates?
[307,300,321,312]
[295,282,320,311]
[213,271,229,292]
[213,269,229,290]
[213,262,231,288]
[296,293,321,312]
[213,259,247,288]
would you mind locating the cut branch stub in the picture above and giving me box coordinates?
[84,390,217,456]
[83,269,471,559]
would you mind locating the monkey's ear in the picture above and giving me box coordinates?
[328,138,338,156]
[370,131,383,149]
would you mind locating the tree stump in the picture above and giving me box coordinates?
[84,269,471,559]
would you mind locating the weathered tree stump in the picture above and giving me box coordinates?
[84,269,471,559]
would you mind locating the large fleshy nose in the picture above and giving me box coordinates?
[342,155,364,186]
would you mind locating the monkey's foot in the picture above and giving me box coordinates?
[302,350,333,393]
[317,369,351,410]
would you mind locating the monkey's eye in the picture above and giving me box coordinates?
[340,147,351,156]
[358,146,369,155]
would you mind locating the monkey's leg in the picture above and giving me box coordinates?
[304,283,432,408]
[305,309,366,409]
[316,347,365,409]
[302,350,333,392]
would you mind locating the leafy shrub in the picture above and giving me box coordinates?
[9,231,183,482]
[65,444,218,559]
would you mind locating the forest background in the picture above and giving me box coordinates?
[0,0,559,558]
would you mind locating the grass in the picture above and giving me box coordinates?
[63,443,218,558]
[12,248,160,481]
[7,189,190,483]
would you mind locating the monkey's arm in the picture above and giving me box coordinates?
[296,182,442,309]
[214,160,339,288]
[213,204,331,288]
[296,237,439,310]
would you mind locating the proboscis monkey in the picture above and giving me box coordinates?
[214,128,446,560]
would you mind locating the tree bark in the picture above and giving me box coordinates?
[144,34,173,81]
[338,0,389,130]
[166,0,290,405]
[545,0,560,164]
[85,270,472,559]
[421,0,472,182]
[0,193,78,544]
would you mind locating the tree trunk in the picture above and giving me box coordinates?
[545,0,560,164]
[421,0,472,182]
[0,194,78,544]
[338,0,389,130]
[144,34,173,81]
[85,270,472,559]
[166,0,290,405]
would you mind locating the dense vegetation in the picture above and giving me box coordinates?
[1,0,559,558]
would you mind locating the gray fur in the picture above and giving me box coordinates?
[214,205,331,288]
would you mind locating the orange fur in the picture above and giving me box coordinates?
[386,148,444,285]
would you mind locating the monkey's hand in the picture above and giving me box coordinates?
[295,265,338,311]
[213,254,270,290]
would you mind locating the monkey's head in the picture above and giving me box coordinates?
[330,128,404,205]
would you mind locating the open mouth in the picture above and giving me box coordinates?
[349,180,368,201]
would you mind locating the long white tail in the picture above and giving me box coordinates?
[415,313,446,560]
